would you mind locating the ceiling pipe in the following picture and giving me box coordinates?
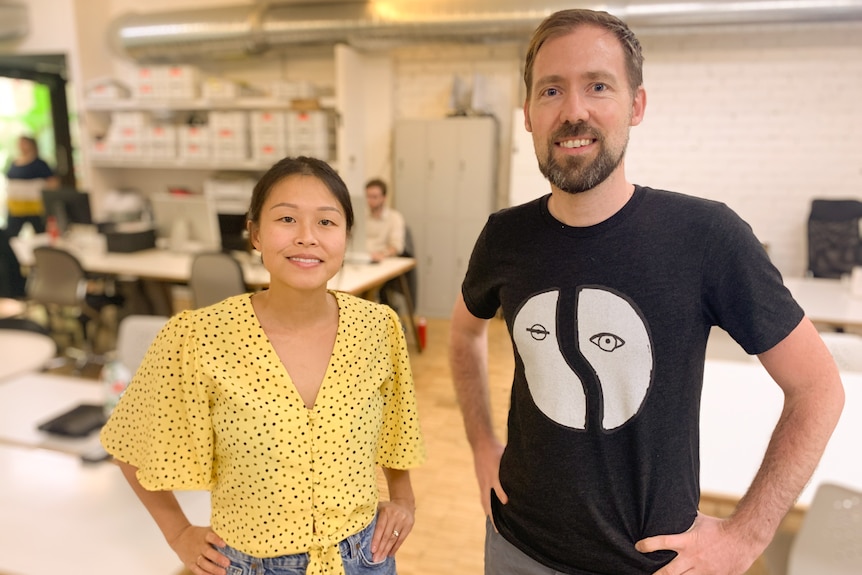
[108,0,862,62]
[0,2,29,42]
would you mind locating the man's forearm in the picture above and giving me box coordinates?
[449,326,496,449]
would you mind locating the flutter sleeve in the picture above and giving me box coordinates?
[375,306,426,470]
[100,310,216,491]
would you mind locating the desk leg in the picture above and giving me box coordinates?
[397,274,422,354]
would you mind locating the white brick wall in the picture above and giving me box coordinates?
[392,44,522,211]
[392,22,862,278]
[628,22,862,277]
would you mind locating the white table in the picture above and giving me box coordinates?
[700,359,861,506]
[784,276,862,331]
[11,234,416,294]
[0,372,107,454]
[13,235,421,350]
[0,371,211,575]
[0,329,57,382]
[0,444,210,575]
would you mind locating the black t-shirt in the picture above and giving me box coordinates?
[461,186,804,574]
[6,158,53,180]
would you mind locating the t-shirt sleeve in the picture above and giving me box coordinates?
[33,159,54,179]
[461,216,501,320]
[375,306,426,469]
[702,204,804,355]
[100,310,215,491]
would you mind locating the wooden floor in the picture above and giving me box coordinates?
[392,316,514,575]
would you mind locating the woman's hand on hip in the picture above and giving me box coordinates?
[371,499,415,562]
[169,524,230,575]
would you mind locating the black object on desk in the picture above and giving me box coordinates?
[37,403,107,437]
[99,222,157,253]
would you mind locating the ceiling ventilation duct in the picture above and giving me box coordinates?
[0,2,29,42]
[108,0,862,62]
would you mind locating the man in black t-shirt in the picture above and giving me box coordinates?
[449,9,845,575]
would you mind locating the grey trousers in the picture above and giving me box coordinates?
[484,518,566,575]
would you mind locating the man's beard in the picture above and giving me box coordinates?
[538,123,627,195]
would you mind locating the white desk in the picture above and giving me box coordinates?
[0,330,57,382]
[0,371,211,575]
[0,372,107,454]
[784,276,862,330]
[11,234,416,296]
[700,359,861,506]
[13,235,421,350]
[0,444,210,575]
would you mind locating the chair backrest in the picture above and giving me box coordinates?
[27,246,88,307]
[115,314,169,373]
[189,252,246,308]
[400,225,418,302]
[820,331,862,372]
[807,199,862,278]
[787,482,862,575]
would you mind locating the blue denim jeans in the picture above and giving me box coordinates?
[220,515,396,575]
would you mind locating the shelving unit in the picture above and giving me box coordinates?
[79,46,367,216]
[88,157,279,171]
[83,96,337,112]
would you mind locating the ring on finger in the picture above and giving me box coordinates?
[392,529,400,538]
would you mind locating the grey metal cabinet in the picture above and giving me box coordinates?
[394,117,497,318]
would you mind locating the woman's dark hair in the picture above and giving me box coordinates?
[247,156,354,232]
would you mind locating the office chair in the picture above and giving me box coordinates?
[115,314,169,374]
[383,225,421,351]
[189,252,247,308]
[786,482,862,575]
[26,246,120,369]
[807,199,862,278]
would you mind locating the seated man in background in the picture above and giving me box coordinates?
[365,178,405,262]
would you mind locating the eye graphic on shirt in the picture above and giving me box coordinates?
[527,324,550,341]
[513,287,653,431]
[513,290,587,429]
[589,332,625,352]
[578,288,653,430]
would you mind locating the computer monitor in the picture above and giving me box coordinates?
[41,188,93,232]
[149,193,221,252]
[217,212,250,252]
[345,192,370,263]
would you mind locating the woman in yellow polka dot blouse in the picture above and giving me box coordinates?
[100,156,426,575]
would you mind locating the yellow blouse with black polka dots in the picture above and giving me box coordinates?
[100,291,426,575]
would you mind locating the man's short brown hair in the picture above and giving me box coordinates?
[524,9,644,99]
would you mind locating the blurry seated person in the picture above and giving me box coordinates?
[365,179,405,262]
[5,135,59,236]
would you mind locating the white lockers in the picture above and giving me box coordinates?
[394,116,498,318]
